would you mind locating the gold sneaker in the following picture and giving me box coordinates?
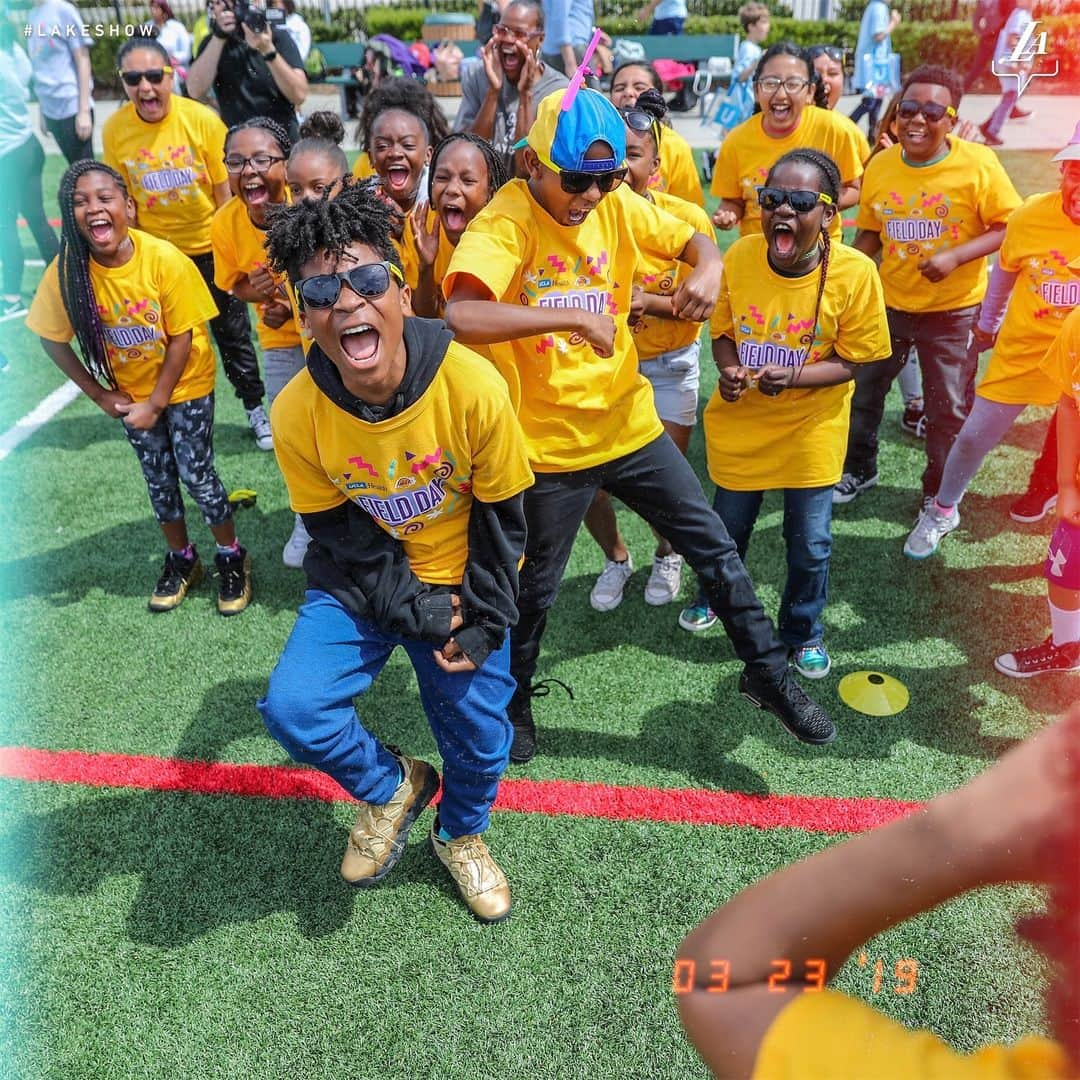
[429,822,512,923]
[148,548,203,612]
[215,546,252,617]
[341,753,439,886]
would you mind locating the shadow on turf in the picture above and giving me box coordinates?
[0,785,454,946]
[0,507,325,614]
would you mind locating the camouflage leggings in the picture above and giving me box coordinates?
[123,393,232,527]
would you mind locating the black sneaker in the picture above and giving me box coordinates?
[149,548,203,612]
[994,636,1080,678]
[215,546,252,616]
[739,668,836,745]
[832,471,878,506]
[507,678,573,763]
[508,696,536,763]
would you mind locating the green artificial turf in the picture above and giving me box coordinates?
[0,148,1069,1078]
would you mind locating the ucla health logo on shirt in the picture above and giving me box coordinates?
[338,449,457,537]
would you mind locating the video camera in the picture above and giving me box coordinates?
[230,0,284,35]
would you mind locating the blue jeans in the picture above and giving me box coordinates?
[258,590,515,837]
[650,16,685,33]
[694,485,835,648]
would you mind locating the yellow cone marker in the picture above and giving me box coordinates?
[838,671,910,717]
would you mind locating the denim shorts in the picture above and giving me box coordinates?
[1046,519,1080,590]
[263,345,307,406]
[638,338,701,427]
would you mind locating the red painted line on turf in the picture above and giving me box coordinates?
[0,746,922,833]
[18,217,61,228]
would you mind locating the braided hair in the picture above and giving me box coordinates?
[751,43,829,114]
[426,132,509,204]
[357,77,449,154]
[290,111,349,178]
[57,161,132,389]
[764,148,840,379]
[224,116,292,158]
[264,178,402,286]
[629,87,667,153]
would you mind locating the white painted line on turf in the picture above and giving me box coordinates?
[0,380,80,463]
[0,310,28,325]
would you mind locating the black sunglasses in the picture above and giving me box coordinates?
[295,261,404,309]
[119,66,174,86]
[757,187,833,213]
[897,99,956,122]
[557,167,628,195]
[807,45,843,62]
[620,107,662,142]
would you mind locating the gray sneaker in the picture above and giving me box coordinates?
[589,556,634,612]
[904,501,959,560]
[246,404,274,451]
[644,553,683,606]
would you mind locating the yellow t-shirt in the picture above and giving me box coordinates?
[102,96,229,257]
[855,138,1022,314]
[270,342,534,584]
[210,196,302,352]
[646,127,705,208]
[26,229,218,404]
[631,189,715,360]
[1040,305,1080,486]
[394,204,437,293]
[705,235,890,490]
[444,179,696,472]
[352,150,374,181]
[752,990,1073,1079]
[709,107,866,239]
[978,191,1080,406]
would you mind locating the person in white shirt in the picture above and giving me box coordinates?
[270,0,311,62]
[150,0,193,68]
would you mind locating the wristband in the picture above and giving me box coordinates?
[261,48,278,62]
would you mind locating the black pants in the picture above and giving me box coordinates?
[0,135,58,294]
[849,95,883,134]
[45,113,93,166]
[845,305,979,498]
[511,433,790,705]
[190,250,265,410]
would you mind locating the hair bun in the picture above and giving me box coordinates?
[635,88,668,122]
[299,111,346,145]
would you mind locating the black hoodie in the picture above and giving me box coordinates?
[298,317,528,668]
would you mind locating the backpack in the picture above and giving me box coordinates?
[370,33,429,78]
[972,0,1008,37]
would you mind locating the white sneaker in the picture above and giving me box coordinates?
[589,556,633,612]
[246,404,274,451]
[644,553,683,606]
[903,501,959,560]
[282,514,310,568]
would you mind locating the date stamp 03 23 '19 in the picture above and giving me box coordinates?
[672,955,921,996]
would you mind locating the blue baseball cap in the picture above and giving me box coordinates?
[525,87,627,173]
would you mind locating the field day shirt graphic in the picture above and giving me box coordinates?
[270,344,533,584]
[978,190,1080,406]
[856,139,1021,312]
[704,236,890,491]
[444,180,696,472]
[25,229,219,404]
[102,97,230,257]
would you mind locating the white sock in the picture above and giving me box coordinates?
[1049,602,1080,646]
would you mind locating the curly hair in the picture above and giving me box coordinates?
[426,132,509,203]
[290,111,349,177]
[899,64,964,109]
[57,161,131,388]
[264,178,402,285]
[356,77,449,153]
